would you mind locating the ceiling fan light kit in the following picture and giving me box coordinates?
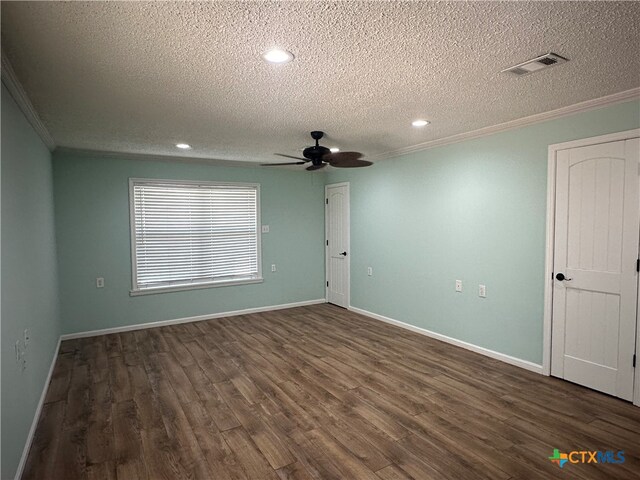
[262,131,373,171]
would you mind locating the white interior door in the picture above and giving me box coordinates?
[326,183,349,308]
[551,138,639,401]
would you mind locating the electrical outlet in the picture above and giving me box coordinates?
[24,329,30,347]
[261,225,270,233]
[96,277,104,288]
[271,264,277,272]
[455,280,463,292]
[479,284,486,298]
[367,267,373,276]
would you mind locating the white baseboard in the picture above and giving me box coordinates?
[349,306,543,374]
[60,298,327,340]
[14,336,62,480]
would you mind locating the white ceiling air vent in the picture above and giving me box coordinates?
[502,53,568,76]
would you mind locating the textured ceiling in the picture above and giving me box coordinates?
[2,1,640,164]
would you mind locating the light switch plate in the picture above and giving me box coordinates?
[455,280,462,292]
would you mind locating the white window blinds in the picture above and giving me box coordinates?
[130,179,261,293]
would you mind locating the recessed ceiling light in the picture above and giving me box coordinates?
[262,48,294,64]
[330,147,340,153]
[175,143,191,149]
[412,120,430,127]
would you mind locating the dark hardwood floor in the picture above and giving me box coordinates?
[23,303,640,479]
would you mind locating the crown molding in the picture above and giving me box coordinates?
[1,51,56,150]
[54,147,326,173]
[370,87,640,161]
[53,146,276,170]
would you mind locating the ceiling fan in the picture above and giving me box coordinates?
[262,131,373,171]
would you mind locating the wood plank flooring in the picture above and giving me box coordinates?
[23,304,640,479]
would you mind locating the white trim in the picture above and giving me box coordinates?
[636,223,640,407]
[349,306,544,374]
[547,129,640,152]
[128,178,262,294]
[637,143,640,407]
[127,178,262,190]
[54,147,271,169]
[542,144,556,377]
[129,277,263,296]
[60,299,326,340]
[14,337,62,480]
[369,88,640,161]
[325,182,350,308]
[129,178,138,295]
[1,51,56,150]
[544,129,640,405]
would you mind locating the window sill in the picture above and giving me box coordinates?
[130,277,263,296]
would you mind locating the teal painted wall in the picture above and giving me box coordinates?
[328,100,640,365]
[53,151,326,335]
[1,83,61,479]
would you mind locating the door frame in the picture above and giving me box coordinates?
[325,182,350,307]
[543,128,640,406]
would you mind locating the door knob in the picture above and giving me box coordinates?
[555,273,572,281]
[340,251,347,256]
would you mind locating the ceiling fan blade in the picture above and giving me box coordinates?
[332,159,373,168]
[324,151,372,168]
[275,153,308,161]
[306,163,327,171]
[261,161,306,166]
[324,151,362,162]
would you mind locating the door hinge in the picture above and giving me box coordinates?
[326,281,329,287]
[326,198,328,205]
[326,240,328,246]
[634,354,636,368]
[636,259,639,272]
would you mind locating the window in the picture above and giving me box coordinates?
[129,178,261,295]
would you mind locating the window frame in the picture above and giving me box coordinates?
[128,177,263,296]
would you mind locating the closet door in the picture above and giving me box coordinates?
[326,183,350,308]
[551,138,639,401]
